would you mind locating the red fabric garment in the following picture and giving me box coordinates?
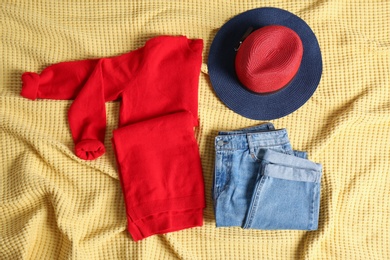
[112,111,205,241]
[21,36,205,241]
[22,36,202,160]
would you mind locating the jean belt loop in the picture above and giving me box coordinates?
[246,133,256,156]
[266,123,275,131]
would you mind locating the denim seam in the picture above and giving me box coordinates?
[218,129,286,137]
[215,148,245,151]
[316,171,322,183]
[213,152,222,200]
[216,141,291,152]
[249,141,291,149]
[215,151,232,200]
[212,155,217,203]
[217,123,275,135]
[261,174,320,184]
[244,166,267,229]
[309,182,315,230]
[247,143,292,162]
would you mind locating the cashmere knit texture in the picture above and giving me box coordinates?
[1,1,390,259]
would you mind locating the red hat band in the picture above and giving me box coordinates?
[235,25,303,94]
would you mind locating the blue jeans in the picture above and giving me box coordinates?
[213,123,322,230]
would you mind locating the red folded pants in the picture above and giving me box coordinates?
[21,36,205,241]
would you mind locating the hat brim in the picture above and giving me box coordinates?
[208,7,322,120]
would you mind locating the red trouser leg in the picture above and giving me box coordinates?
[112,111,205,241]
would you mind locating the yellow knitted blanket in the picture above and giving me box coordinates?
[1,1,389,259]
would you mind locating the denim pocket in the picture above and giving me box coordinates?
[244,151,322,230]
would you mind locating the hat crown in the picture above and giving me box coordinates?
[235,25,303,94]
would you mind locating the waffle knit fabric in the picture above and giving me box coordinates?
[1,1,390,259]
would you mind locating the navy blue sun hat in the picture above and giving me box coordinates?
[207,7,322,120]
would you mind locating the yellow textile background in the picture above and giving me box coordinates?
[1,1,389,259]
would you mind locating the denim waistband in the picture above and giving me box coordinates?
[218,122,275,135]
[215,128,290,151]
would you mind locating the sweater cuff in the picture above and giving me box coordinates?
[75,139,106,160]
[21,72,40,100]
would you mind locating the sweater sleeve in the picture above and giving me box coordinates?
[21,59,100,100]
[21,51,139,160]
[68,59,108,160]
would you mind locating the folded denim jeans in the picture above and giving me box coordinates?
[213,123,322,230]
